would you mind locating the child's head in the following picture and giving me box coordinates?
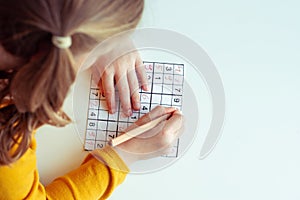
[0,0,144,165]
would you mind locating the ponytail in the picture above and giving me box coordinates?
[11,45,75,121]
[0,44,75,165]
[0,0,144,165]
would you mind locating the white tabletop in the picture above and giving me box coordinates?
[36,0,300,199]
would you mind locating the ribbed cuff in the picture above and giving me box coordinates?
[90,146,130,173]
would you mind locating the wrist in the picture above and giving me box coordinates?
[113,146,139,167]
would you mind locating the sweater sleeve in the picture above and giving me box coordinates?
[0,137,129,200]
[46,147,129,200]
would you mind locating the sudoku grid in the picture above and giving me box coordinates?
[84,61,184,158]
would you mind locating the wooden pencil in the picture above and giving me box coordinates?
[110,113,172,147]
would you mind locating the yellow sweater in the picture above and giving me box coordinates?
[0,136,129,200]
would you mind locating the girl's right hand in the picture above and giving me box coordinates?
[113,106,184,165]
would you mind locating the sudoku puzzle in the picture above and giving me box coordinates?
[84,61,184,158]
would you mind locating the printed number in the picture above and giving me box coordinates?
[97,143,104,148]
[108,134,115,139]
[166,66,172,71]
[174,98,180,103]
[90,112,96,117]
[142,106,148,111]
[131,115,137,120]
[89,122,96,127]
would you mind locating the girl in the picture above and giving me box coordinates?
[0,0,183,199]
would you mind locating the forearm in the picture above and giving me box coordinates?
[45,146,129,200]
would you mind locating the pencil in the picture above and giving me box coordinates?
[110,113,172,147]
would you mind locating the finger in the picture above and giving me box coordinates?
[135,57,148,91]
[115,71,132,117]
[102,68,116,114]
[127,68,140,110]
[164,110,184,133]
[124,106,173,132]
[136,110,182,140]
[129,128,180,156]
[135,106,176,127]
[136,121,165,139]
[91,64,100,87]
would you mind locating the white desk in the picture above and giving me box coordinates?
[37,0,300,199]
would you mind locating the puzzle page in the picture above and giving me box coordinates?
[84,61,184,158]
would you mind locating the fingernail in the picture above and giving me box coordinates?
[110,108,115,114]
[134,102,140,110]
[143,84,149,91]
[126,109,132,116]
[165,107,176,113]
[120,112,127,119]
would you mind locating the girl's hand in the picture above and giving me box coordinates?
[113,106,184,165]
[91,50,148,116]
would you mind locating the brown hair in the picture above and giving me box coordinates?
[0,0,144,165]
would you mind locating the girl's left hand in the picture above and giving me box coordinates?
[91,50,148,116]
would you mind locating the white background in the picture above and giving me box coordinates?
[36,0,300,199]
